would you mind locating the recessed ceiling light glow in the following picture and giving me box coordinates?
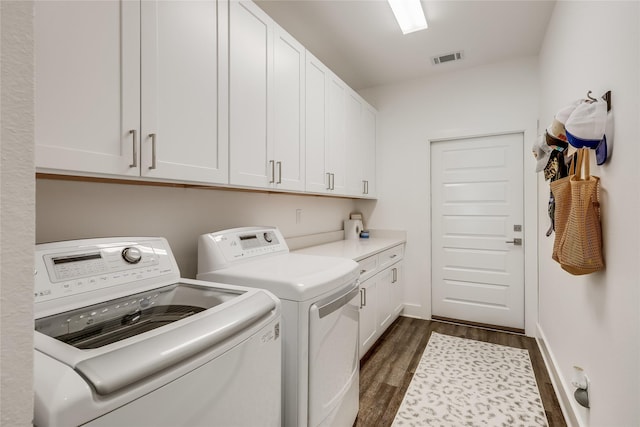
[387,0,428,35]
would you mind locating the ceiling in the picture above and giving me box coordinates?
[255,0,556,91]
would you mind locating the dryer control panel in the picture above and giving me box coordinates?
[198,227,288,271]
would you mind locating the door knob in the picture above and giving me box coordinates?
[505,238,523,246]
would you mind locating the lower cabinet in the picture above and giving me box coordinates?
[358,275,378,357]
[358,245,404,359]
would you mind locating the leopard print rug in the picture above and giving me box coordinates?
[392,332,548,426]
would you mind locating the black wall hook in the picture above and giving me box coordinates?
[586,90,612,111]
[602,90,612,112]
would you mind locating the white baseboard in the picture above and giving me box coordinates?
[536,324,580,427]
[400,303,424,319]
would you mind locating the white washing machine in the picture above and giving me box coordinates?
[197,227,360,427]
[34,237,282,427]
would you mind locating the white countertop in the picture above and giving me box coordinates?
[293,235,406,261]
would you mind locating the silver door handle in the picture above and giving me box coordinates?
[316,286,360,318]
[326,172,331,190]
[360,288,366,308]
[129,130,138,168]
[506,238,523,246]
[392,267,397,283]
[331,173,335,190]
[269,160,275,183]
[148,133,157,170]
[276,161,282,184]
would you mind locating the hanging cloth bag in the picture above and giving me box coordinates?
[557,148,605,275]
[549,150,578,263]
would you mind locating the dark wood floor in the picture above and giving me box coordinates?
[354,316,566,427]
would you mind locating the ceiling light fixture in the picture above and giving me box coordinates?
[387,0,428,35]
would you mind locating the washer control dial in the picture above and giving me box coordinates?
[121,247,142,264]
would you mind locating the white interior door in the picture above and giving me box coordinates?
[431,132,525,330]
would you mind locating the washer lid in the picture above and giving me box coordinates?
[197,253,359,301]
[34,282,278,395]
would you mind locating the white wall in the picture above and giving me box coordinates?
[36,179,357,278]
[357,57,540,334]
[537,2,640,426]
[0,1,35,425]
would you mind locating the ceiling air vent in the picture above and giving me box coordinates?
[432,51,463,65]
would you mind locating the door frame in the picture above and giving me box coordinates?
[427,130,539,337]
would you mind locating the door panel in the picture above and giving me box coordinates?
[141,0,226,183]
[34,0,140,176]
[305,55,329,193]
[273,27,305,191]
[229,1,272,187]
[431,133,524,330]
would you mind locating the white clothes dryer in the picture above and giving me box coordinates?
[34,237,281,427]
[197,227,360,427]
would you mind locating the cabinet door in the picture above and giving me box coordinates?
[305,53,329,194]
[377,267,394,332]
[345,91,364,197]
[362,105,377,197]
[35,0,140,177]
[272,27,305,191]
[359,277,378,359]
[326,75,347,194]
[229,1,273,188]
[390,262,404,319]
[140,0,228,184]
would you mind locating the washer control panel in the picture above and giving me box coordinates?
[35,238,178,304]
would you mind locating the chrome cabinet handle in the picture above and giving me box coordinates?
[360,288,366,308]
[129,130,138,168]
[330,173,335,190]
[276,161,282,184]
[269,160,275,183]
[326,172,331,190]
[148,133,157,170]
[392,267,397,283]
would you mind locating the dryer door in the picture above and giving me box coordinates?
[308,281,360,427]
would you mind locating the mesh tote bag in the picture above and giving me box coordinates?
[549,150,578,263]
[557,148,605,275]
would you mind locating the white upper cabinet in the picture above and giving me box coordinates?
[361,104,377,197]
[35,1,141,177]
[35,0,374,198]
[345,89,377,198]
[345,91,364,196]
[229,1,272,188]
[229,1,305,191]
[305,53,330,194]
[305,52,348,195]
[35,0,228,184]
[140,0,228,183]
[327,75,347,194]
[272,27,306,191]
